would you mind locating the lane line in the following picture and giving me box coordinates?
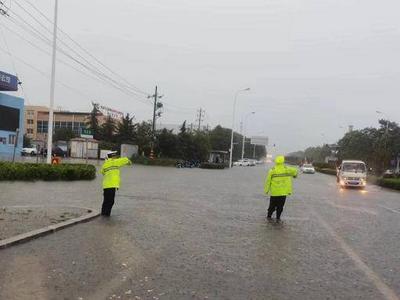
[377,205,400,214]
[312,211,399,300]
[325,202,378,216]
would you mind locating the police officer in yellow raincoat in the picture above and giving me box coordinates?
[264,155,298,221]
[101,151,132,216]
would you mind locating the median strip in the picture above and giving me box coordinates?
[0,208,100,249]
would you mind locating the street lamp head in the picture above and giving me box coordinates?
[244,88,250,91]
[376,110,382,114]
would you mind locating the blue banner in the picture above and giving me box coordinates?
[0,70,18,91]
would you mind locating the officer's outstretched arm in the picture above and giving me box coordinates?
[291,167,298,178]
[115,157,132,167]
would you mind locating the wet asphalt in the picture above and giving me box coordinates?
[0,164,399,300]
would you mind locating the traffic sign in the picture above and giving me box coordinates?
[0,70,18,91]
[80,128,93,139]
[251,136,269,146]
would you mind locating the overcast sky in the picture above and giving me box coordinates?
[1,0,399,154]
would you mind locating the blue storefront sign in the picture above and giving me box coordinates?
[0,93,24,160]
[0,70,19,91]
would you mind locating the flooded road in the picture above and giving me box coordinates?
[1,165,399,299]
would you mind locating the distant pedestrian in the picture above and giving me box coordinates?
[101,151,132,216]
[264,155,298,222]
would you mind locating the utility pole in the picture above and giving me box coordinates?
[46,0,59,164]
[196,108,205,131]
[151,86,158,134]
[240,121,245,160]
[148,86,163,159]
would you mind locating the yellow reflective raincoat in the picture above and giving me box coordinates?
[101,157,132,189]
[264,156,298,196]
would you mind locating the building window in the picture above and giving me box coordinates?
[9,134,16,145]
[37,120,42,133]
[27,128,34,134]
[27,119,34,124]
[27,110,34,116]
[0,137,6,144]
[37,120,48,133]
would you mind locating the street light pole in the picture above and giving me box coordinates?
[229,88,250,168]
[376,110,389,134]
[46,0,59,164]
[241,111,255,160]
[376,110,390,170]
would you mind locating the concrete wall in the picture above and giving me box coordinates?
[0,93,24,161]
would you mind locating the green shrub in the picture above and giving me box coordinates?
[313,162,334,169]
[315,167,337,176]
[377,178,400,190]
[0,162,96,181]
[200,162,225,169]
[132,156,178,167]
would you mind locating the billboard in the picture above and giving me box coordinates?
[0,70,18,91]
[0,104,20,131]
[98,104,124,120]
[251,136,269,146]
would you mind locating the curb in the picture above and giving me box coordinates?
[0,209,100,249]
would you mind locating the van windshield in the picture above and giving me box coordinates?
[342,163,366,173]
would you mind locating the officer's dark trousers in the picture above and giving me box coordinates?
[102,188,116,216]
[267,196,287,219]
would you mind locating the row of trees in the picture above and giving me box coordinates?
[337,120,400,172]
[288,119,400,173]
[22,103,266,162]
[78,103,266,162]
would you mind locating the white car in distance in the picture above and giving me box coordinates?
[233,159,251,166]
[301,164,315,174]
[21,147,38,156]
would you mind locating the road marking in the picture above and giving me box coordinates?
[326,202,378,216]
[313,212,399,300]
[377,205,400,214]
[281,216,310,221]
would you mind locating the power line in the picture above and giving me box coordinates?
[1,12,153,106]
[1,1,204,121]
[0,45,93,100]
[6,10,145,98]
[15,0,150,96]
[0,19,29,103]
[2,3,152,104]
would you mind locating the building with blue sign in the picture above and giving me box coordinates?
[0,93,24,160]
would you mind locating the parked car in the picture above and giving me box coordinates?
[53,146,67,157]
[40,147,67,157]
[301,164,315,174]
[382,169,400,178]
[233,159,250,166]
[21,147,38,156]
[247,159,257,166]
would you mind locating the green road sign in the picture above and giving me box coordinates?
[80,128,94,139]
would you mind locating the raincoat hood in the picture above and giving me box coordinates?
[275,156,285,165]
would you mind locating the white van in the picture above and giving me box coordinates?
[337,160,367,188]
